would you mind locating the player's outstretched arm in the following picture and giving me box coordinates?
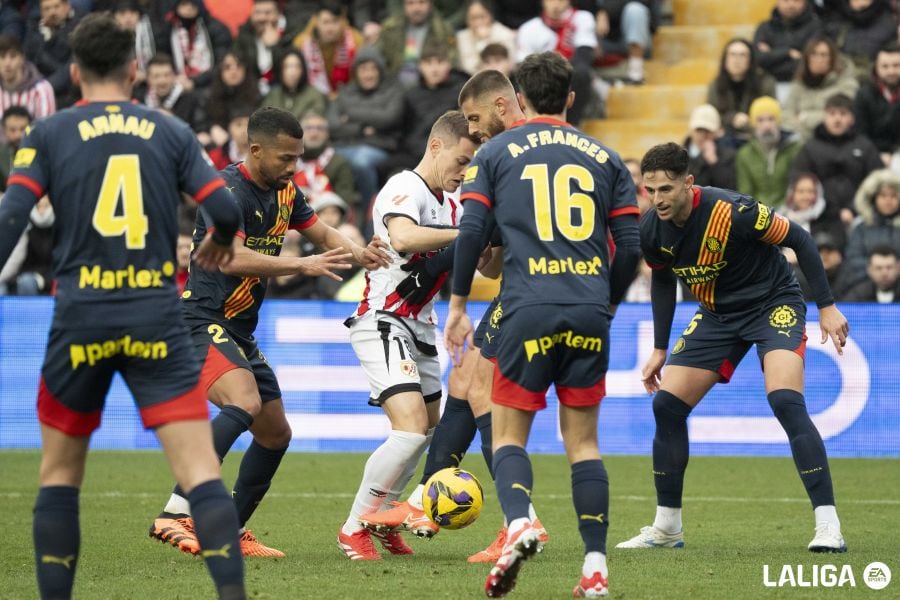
[300,219,390,270]
[0,186,37,268]
[387,216,459,254]
[219,240,352,280]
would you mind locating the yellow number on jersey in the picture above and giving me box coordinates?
[92,154,148,249]
[521,163,596,242]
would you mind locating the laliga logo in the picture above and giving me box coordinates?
[763,562,891,590]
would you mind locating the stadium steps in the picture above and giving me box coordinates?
[606,84,708,120]
[582,119,688,162]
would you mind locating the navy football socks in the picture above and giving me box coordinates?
[188,480,245,598]
[768,389,835,507]
[493,445,533,522]
[33,486,80,600]
[419,395,476,484]
[571,459,610,554]
[474,412,494,479]
[652,390,693,508]
[232,441,287,527]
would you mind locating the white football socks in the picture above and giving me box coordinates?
[814,505,840,529]
[653,506,683,534]
[164,492,191,516]
[394,427,433,510]
[583,551,608,578]
[342,430,427,536]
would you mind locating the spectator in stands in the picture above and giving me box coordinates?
[684,104,737,190]
[234,0,296,95]
[294,1,363,99]
[262,48,327,122]
[294,110,359,219]
[754,0,823,86]
[479,42,514,76]
[0,194,54,295]
[813,231,850,295]
[791,92,882,227]
[491,0,541,30]
[0,105,30,189]
[779,172,828,231]
[707,38,777,144]
[841,169,900,290]
[23,0,80,107]
[517,0,597,125]
[113,0,155,86]
[824,0,897,74]
[736,95,802,207]
[205,51,262,139]
[854,42,900,166]
[155,0,232,92]
[841,245,899,302]
[595,0,657,84]
[782,36,858,141]
[206,105,252,170]
[345,0,387,45]
[377,0,459,87]
[456,0,516,75]
[0,2,25,41]
[327,46,403,223]
[624,157,651,216]
[175,228,192,294]
[0,34,54,122]
[141,53,206,133]
[396,43,468,168]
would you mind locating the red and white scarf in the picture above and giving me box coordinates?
[542,8,577,60]
[293,147,336,195]
[302,28,357,96]
[168,16,213,78]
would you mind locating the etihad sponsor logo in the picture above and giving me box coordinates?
[755,203,771,230]
[506,128,609,165]
[528,255,602,276]
[245,234,285,255]
[70,335,168,369]
[523,330,602,362]
[78,262,174,290]
[672,261,727,284]
[77,114,156,141]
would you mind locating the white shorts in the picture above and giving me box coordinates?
[349,314,443,406]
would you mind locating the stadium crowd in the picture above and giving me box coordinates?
[0,0,897,303]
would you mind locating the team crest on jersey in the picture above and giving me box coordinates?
[672,337,686,354]
[13,147,36,168]
[705,236,723,254]
[399,360,418,378]
[489,302,503,329]
[769,305,798,329]
[464,165,478,183]
[279,203,291,223]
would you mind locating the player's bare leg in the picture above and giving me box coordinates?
[486,404,541,598]
[763,349,845,552]
[617,365,718,549]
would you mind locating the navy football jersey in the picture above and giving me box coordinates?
[181,163,317,337]
[8,101,227,326]
[460,118,639,312]
[640,186,801,313]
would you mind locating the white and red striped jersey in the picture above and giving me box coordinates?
[0,77,55,122]
[353,169,462,325]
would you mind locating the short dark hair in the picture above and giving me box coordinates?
[825,93,854,111]
[147,53,175,71]
[0,34,23,57]
[70,13,135,82]
[247,106,303,144]
[317,0,344,17]
[479,42,509,62]
[2,105,32,124]
[879,41,900,56]
[515,52,573,115]
[429,110,480,145]
[641,142,690,178]
[458,69,515,105]
[420,43,450,63]
[869,245,897,261]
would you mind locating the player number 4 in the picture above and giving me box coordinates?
[521,163,596,242]
[92,154,148,249]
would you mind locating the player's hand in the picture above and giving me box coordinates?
[818,304,849,356]
[641,348,668,395]
[397,259,439,305]
[355,235,391,270]
[297,248,353,282]
[194,232,234,271]
[444,308,473,367]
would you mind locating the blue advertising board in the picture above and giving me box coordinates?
[0,298,897,457]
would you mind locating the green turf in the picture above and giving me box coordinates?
[1,452,897,599]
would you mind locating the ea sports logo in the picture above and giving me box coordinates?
[863,562,891,590]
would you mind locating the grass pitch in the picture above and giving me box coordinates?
[1,452,897,599]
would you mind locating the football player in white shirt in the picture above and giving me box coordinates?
[338,110,480,560]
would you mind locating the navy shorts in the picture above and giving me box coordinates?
[492,303,610,411]
[186,319,282,402]
[38,321,207,436]
[667,295,808,382]
[473,297,502,360]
